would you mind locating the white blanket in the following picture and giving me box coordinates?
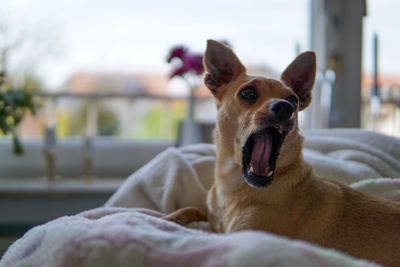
[2,129,399,267]
[105,129,400,212]
[1,208,377,267]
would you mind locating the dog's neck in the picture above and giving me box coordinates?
[214,130,313,201]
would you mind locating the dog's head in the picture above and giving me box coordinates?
[204,40,316,188]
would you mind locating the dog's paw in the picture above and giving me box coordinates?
[162,215,185,225]
[163,207,208,226]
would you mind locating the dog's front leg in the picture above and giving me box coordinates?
[163,207,208,225]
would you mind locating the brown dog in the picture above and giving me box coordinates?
[164,40,400,266]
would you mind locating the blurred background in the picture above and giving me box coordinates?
[0,0,399,255]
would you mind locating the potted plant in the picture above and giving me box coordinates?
[0,71,36,154]
[166,45,204,145]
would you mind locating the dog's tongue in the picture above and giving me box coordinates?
[250,131,272,176]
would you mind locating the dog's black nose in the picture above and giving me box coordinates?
[270,100,295,121]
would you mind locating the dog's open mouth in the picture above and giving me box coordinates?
[242,127,286,188]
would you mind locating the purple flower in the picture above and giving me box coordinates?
[166,45,204,78]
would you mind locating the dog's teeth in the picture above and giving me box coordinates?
[268,170,274,177]
[249,165,254,173]
[274,126,283,134]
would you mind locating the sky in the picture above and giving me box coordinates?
[0,0,399,90]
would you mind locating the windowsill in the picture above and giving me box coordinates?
[0,177,125,195]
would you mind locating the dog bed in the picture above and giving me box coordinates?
[2,129,399,267]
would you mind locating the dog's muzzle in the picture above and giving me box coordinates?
[242,100,295,188]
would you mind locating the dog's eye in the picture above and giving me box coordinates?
[239,87,258,101]
[286,95,298,108]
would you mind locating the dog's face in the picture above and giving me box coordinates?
[204,40,316,188]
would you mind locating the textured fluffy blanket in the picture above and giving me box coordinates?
[1,208,377,267]
[2,129,400,267]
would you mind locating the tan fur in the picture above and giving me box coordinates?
[165,40,400,266]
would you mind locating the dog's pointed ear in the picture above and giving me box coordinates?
[204,40,246,95]
[281,51,316,110]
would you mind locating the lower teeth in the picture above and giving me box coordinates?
[247,168,274,177]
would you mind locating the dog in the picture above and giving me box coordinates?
[164,40,400,266]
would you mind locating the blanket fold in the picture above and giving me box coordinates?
[106,129,400,212]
